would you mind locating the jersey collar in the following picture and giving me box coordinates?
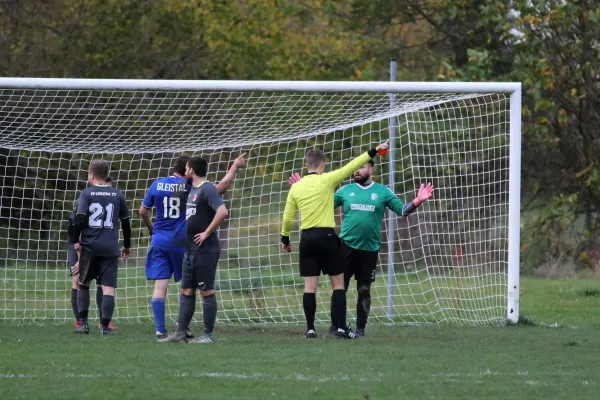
[194,180,210,188]
[356,182,374,190]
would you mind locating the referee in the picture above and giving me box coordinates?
[281,139,389,339]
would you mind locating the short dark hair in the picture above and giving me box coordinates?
[188,156,208,177]
[367,159,374,167]
[305,149,326,169]
[172,155,190,176]
[89,160,110,181]
[106,176,113,184]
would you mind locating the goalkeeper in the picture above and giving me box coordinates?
[280,139,389,339]
[289,160,434,337]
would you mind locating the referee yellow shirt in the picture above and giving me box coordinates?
[281,151,373,237]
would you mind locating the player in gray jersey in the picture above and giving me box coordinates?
[159,156,229,344]
[72,160,131,335]
[68,177,118,331]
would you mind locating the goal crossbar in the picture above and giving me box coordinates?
[0,78,521,93]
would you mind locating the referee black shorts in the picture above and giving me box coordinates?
[339,240,379,283]
[299,227,344,277]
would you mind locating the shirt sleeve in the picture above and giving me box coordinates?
[203,183,225,211]
[385,187,405,216]
[76,191,89,215]
[281,188,298,237]
[119,192,130,220]
[324,151,372,188]
[141,181,156,209]
[334,187,344,208]
[68,201,77,241]
[69,201,78,223]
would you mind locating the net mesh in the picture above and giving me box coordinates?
[0,87,510,325]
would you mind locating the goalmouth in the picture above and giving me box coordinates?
[0,78,521,325]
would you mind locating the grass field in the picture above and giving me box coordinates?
[1,264,507,324]
[1,277,600,399]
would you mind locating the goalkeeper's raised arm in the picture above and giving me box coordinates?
[279,139,389,339]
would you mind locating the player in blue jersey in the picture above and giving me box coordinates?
[139,153,245,339]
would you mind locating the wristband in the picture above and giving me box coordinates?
[401,201,420,217]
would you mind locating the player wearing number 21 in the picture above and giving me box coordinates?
[140,154,245,340]
[72,160,131,335]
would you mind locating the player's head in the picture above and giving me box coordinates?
[106,176,113,186]
[354,160,374,184]
[305,149,326,174]
[88,160,110,184]
[172,155,190,177]
[186,156,208,179]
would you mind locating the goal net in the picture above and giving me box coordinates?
[0,79,521,325]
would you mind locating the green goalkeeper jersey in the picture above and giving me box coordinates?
[334,182,405,252]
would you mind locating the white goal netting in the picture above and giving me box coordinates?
[0,82,514,325]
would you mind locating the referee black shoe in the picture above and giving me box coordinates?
[327,323,353,337]
[305,329,317,339]
[101,327,116,336]
[355,328,365,338]
[331,328,357,339]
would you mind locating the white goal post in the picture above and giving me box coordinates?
[0,78,521,325]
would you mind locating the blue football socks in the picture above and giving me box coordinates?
[151,298,166,334]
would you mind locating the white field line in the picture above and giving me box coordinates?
[0,370,594,386]
[0,371,383,383]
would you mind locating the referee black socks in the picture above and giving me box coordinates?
[303,293,316,331]
[332,289,347,330]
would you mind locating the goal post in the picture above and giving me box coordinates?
[0,78,521,325]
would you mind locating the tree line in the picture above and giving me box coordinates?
[0,0,598,273]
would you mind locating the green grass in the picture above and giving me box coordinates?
[1,277,600,399]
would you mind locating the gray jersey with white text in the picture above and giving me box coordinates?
[76,185,130,257]
[185,181,224,254]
